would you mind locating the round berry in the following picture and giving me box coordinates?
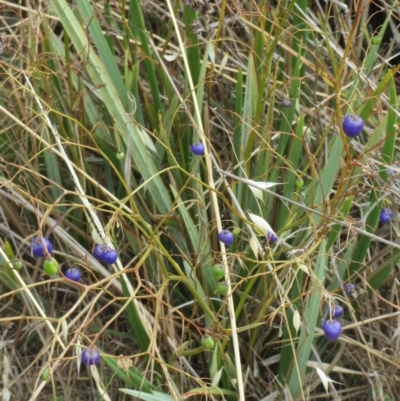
[93,244,106,262]
[65,266,82,282]
[218,229,234,246]
[200,335,215,350]
[386,168,394,177]
[190,142,205,156]
[380,208,392,223]
[342,114,364,138]
[332,304,344,318]
[41,368,50,381]
[216,282,228,296]
[212,264,225,281]
[43,258,58,276]
[343,283,355,296]
[81,348,100,365]
[322,319,342,341]
[13,261,23,270]
[295,178,304,188]
[266,232,278,243]
[102,246,118,264]
[282,98,291,107]
[32,237,53,258]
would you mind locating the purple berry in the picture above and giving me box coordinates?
[386,168,394,176]
[32,237,53,258]
[218,229,234,246]
[81,348,100,365]
[282,98,291,107]
[332,304,344,318]
[266,232,278,243]
[380,208,392,223]
[190,142,205,156]
[64,266,81,282]
[343,283,355,296]
[322,319,342,341]
[342,114,364,137]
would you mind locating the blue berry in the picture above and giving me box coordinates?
[65,266,81,282]
[93,244,118,264]
[343,283,355,296]
[81,348,100,365]
[102,247,118,264]
[266,232,278,243]
[386,168,394,176]
[380,208,392,223]
[332,304,344,318]
[93,244,105,261]
[190,142,205,156]
[322,319,342,341]
[218,229,234,246]
[342,114,364,137]
[282,98,291,107]
[32,237,53,257]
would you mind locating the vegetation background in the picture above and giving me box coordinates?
[1,0,400,400]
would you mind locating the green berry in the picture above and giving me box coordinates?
[201,335,215,349]
[232,227,240,236]
[216,282,228,296]
[295,178,304,188]
[43,258,58,276]
[12,261,23,270]
[41,368,50,381]
[116,152,125,160]
[212,264,225,281]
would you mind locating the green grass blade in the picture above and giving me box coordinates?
[287,240,327,396]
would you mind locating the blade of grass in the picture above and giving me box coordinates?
[128,0,162,114]
[287,240,327,397]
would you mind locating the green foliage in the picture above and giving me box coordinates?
[1,0,399,400]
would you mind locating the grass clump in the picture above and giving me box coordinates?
[1,1,400,400]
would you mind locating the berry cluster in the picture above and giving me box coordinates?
[322,302,346,341]
[31,237,58,277]
[93,244,118,264]
[31,236,118,281]
[322,283,356,341]
[212,264,228,296]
